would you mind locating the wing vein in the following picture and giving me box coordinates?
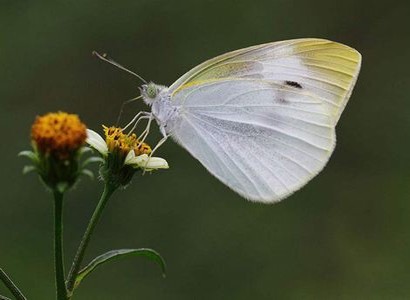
[187,110,331,154]
[184,116,264,198]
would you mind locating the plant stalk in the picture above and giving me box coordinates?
[54,191,68,300]
[66,183,117,296]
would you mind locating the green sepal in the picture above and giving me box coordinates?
[73,248,166,291]
[22,165,37,175]
[78,147,93,157]
[81,157,104,168]
[18,151,38,163]
[56,182,69,194]
[100,153,136,188]
[80,169,94,180]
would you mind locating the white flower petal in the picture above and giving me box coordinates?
[124,150,136,165]
[144,157,169,169]
[126,153,169,170]
[126,153,147,166]
[86,129,108,155]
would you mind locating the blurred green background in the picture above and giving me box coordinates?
[1,0,409,299]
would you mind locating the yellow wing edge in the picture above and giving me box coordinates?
[170,38,362,122]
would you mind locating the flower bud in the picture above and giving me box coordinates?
[20,112,91,192]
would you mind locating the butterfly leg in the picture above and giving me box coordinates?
[127,115,152,135]
[123,111,151,131]
[137,114,154,145]
[142,134,169,174]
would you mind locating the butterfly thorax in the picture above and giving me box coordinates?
[141,82,178,136]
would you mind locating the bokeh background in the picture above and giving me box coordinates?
[1,0,409,299]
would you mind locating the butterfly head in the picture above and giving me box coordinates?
[140,82,167,105]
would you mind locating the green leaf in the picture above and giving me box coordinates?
[81,156,104,167]
[80,169,94,180]
[0,268,26,300]
[74,248,166,290]
[18,151,38,162]
[22,165,37,175]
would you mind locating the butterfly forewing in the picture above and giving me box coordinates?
[170,39,361,123]
[168,38,361,202]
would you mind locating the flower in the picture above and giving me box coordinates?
[86,126,169,188]
[20,112,95,192]
[31,111,87,159]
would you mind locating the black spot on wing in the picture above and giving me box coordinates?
[285,81,302,89]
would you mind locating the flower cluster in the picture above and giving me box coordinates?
[20,111,169,192]
[17,110,170,298]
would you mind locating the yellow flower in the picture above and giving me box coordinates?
[86,126,168,187]
[103,125,152,157]
[31,112,87,159]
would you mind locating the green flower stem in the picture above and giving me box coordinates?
[66,183,117,297]
[0,268,27,300]
[54,191,68,300]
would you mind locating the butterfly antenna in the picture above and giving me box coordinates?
[92,51,147,84]
[116,95,143,126]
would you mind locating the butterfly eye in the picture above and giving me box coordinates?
[146,83,158,98]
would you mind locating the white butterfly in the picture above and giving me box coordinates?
[99,38,361,203]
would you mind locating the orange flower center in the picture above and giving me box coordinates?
[31,112,87,158]
[103,126,151,156]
